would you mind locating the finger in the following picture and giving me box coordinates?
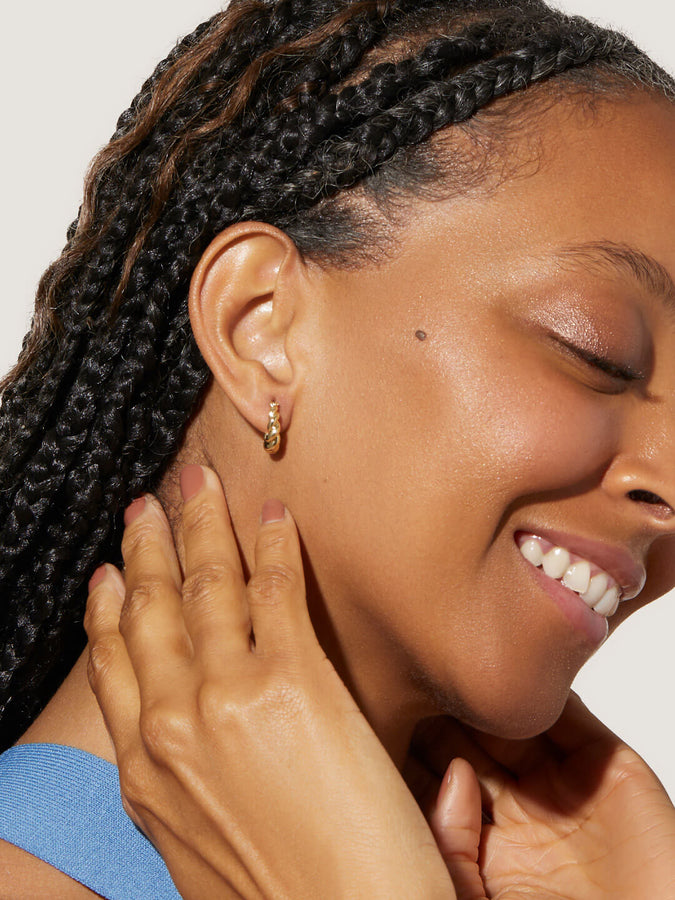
[411,717,513,808]
[430,759,487,900]
[120,494,191,693]
[84,564,141,759]
[123,494,183,592]
[246,500,310,654]
[179,465,250,659]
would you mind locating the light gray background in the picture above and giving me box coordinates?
[1,2,673,797]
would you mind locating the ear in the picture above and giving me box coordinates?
[189,222,306,438]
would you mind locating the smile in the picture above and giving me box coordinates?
[517,534,621,618]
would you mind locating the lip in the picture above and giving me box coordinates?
[516,552,609,645]
[515,527,646,601]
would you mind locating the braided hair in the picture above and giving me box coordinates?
[1,0,673,747]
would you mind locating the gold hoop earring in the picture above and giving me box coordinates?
[263,400,281,455]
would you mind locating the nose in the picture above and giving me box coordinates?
[602,407,675,530]
[626,486,673,520]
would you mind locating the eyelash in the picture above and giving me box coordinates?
[557,338,643,383]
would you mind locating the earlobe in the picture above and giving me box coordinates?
[188,222,304,436]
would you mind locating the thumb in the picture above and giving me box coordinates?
[430,758,487,900]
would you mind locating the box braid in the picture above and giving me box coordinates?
[0,0,672,746]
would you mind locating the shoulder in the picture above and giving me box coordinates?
[0,839,103,899]
[0,652,116,899]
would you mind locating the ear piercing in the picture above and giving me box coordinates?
[263,400,281,454]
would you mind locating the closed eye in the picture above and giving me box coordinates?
[556,338,644,383]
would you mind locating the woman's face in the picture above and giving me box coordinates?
[266,94,675,740]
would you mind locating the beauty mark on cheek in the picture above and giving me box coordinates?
[415,330,427,341]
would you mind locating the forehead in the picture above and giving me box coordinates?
[509,93,674,228]
[317,95,675,334]
[401,94,675,290]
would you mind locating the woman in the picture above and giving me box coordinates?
[0,0,674,896]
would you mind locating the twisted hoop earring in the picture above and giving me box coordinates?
[263,400,281,454]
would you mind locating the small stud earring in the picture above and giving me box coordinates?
[263,400,281,454]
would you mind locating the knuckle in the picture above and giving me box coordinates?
[83,592,104,635]
[84,578,122,634]
[182,497,218,536]
[248,563,298,606]
[82,603,94,636]
[258,528,291,556]
[139,702,191,763]
[118,578,164,633]
[181,563,240,608]
[87,636,119,687]
[121,517,158,564]
[195,679,228,724]
[117,747,151,809]
[194,676,296,739]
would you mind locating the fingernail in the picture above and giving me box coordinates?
[88,565,107,592]
[124,496,146,526]
[180,465,204,501]
[438,759,456,810]
[261,499,285,524]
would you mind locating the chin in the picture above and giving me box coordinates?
[448,679,573,740]
[475,707,564,740]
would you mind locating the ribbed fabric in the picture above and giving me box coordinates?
[0,743,181,899]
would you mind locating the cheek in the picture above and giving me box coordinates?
[433,343,619,509]
[304,319,620,570]
[295,308,622,730]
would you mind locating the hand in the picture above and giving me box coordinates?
[407,698,675,899]
[84,466,455,900]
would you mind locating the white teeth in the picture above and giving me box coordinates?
[542,547,571,580]
[520,538,544,567]
[581,572,609,606]
[562,560,591,594]
[592,585,620,617]
[519,537,622,619]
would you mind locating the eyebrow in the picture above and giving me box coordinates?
[554,240,675,311]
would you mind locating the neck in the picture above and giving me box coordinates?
[16,642,423,771]
[16,437,431,769]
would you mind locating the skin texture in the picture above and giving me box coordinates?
[84,481,457,900]
[80,478,675,899]
[2,93,675,897]
[181,92,675,756]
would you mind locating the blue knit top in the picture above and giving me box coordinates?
[0,743,181,899]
